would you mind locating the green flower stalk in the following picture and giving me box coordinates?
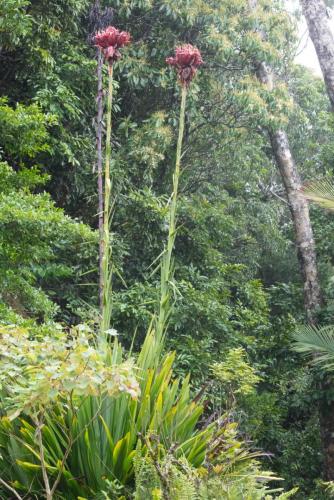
[155,85,187,343]
[156,44,203,344]
[101,63,113,335]
[93,26,131,337]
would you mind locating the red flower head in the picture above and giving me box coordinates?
[93,26,131,64]
[166,44,203,86]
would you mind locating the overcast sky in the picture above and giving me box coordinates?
[287,0,334,76]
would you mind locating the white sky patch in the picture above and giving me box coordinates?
[286,0,334,76]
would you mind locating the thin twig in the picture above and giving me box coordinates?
[35,414,52,500]
[49,434,73,497]
[0,478,23,500]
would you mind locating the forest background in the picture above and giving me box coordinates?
[2,0,334,498]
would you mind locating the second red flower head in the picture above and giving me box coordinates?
[166,44,203,86]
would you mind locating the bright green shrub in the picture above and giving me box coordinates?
[132,426,298,500]
[0,327,218,497]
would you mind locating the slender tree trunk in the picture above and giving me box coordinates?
[319,377,334,480]
[301,0,334,111]
[249,0,334,480]
[300,0,334,480]
[96,48,104,313]
[248,1,322,321]
[268,129,321,321]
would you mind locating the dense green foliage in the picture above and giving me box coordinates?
[2,0,334,498]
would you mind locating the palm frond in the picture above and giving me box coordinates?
[302,178,334,211]
[293,324,334,371]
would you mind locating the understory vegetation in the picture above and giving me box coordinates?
[2,0,334,498]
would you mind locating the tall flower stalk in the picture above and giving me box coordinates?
[93,26,130,337]
[100,63,114,335]
[89,1,114,316]
[156,45,203,344]
[96,48,104,313]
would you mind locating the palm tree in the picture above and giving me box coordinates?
[293,324,334,371]
[302,178,334,211]
[294,178,334,367]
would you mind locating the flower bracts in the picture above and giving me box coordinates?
[94,26,131,64]
[166,44,203,86]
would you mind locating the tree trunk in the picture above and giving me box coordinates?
[301,0,334,111]
[248,0,334,481]
[319,377,334,481]
[247,2,322,321]
[268,129,321,321]
[300,0,334,480]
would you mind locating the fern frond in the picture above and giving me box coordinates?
[302,178,334,211]
[293,324,334,371]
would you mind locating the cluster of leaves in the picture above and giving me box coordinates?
[0,96,98,322]
[212,348,261,398]
[0,324,139,420]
